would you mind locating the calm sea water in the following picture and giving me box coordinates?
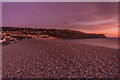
[58,38,119,49]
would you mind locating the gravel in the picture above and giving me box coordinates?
[2,39,119,78]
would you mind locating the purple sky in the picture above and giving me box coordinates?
[2,2,118,37]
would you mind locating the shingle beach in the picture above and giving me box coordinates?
[2,39,119,78]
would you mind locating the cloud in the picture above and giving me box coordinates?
[2,2,118,37]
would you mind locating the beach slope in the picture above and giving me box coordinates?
[2,39,118,78]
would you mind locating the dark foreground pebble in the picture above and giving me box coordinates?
[2,39,119,78]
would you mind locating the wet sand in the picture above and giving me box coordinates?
[2,39,119,78]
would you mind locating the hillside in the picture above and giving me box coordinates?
[2,27,107,39]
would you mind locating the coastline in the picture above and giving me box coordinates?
[57,38,119,49]
[2,39,118,78]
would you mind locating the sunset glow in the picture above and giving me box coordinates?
[86,27,118,37]
[2,2,118,37]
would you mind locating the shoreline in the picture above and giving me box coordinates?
[3,38,119,50]
[57,38,119,49]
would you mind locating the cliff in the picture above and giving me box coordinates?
[2,27,107,39]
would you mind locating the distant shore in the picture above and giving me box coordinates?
[1,27,107,46]
[2,39,118,78]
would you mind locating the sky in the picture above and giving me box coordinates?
[1,0,119,2]
[2,2,118,37]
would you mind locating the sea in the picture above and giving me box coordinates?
[58,38,119,49]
